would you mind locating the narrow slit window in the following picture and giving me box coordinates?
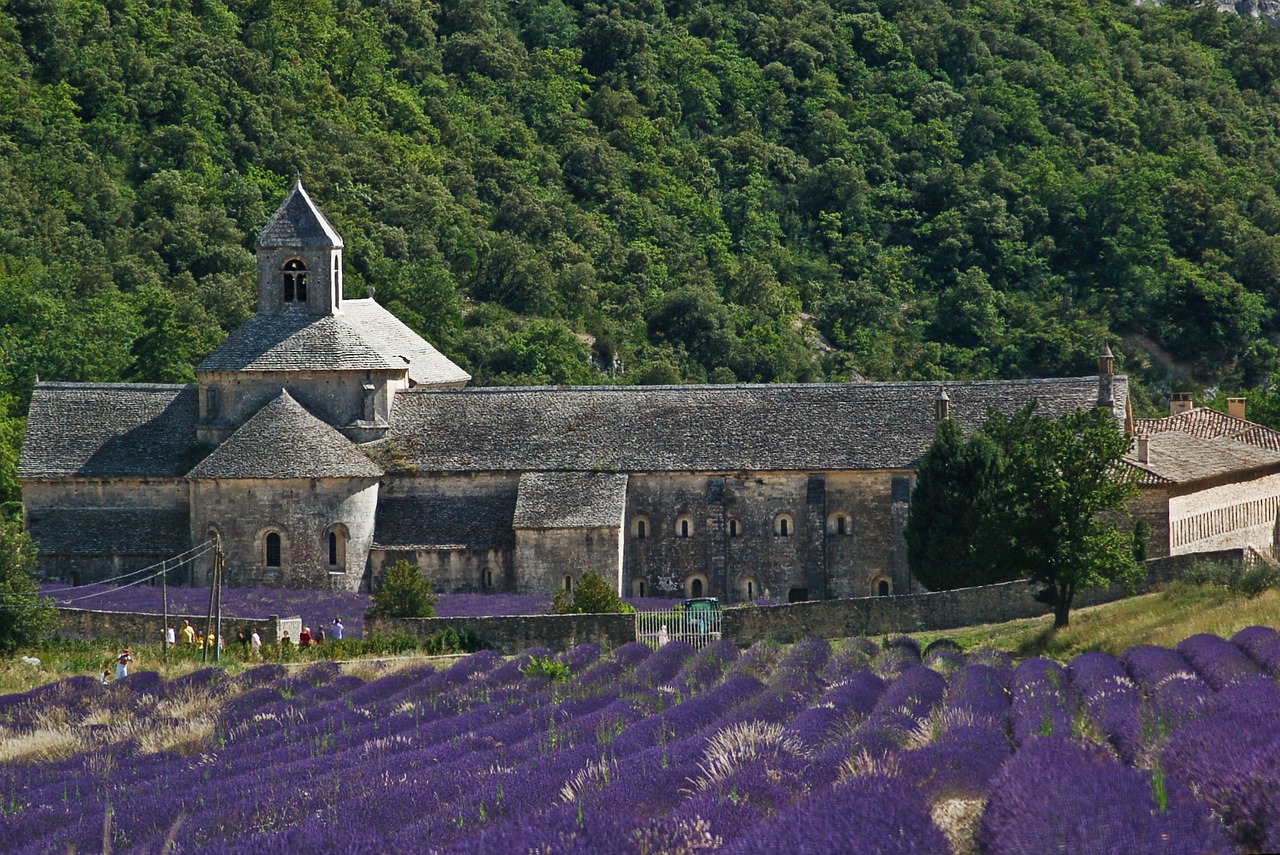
[265,532,282,567]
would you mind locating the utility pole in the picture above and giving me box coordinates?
[202,538,218,665]
[161,556,169,665]
[214,543,224,664]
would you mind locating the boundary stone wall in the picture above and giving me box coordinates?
[56,608,300,645]
[366,613,635,654]
[722,548,1249,646]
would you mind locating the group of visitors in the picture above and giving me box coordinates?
[102,617,345,683]
[282,617,344,648]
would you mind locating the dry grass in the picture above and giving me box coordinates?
[932,798,985,855]
[910,584,1280,662]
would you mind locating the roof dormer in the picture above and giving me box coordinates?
[255,180,345,317]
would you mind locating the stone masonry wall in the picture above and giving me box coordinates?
[623,470,907,604]
[514,527,623,595]
[366,613,635,654]
[722,549,1247,645]
[56,608,299,645]
[191,477,378,591]
[1168,471,1280,556]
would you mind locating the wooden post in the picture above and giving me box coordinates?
[214,545,224,664]
[202,539,218,665]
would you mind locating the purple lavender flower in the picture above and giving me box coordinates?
[1231,624,1280,676]
[1176,632,1262,691]
[980,737,1232,854]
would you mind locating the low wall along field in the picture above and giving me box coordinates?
[54,549,1249,651]
[55,608,299,645]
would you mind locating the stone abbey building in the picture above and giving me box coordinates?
[20,185,1280,602]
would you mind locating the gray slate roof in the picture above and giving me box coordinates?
[187,390,383,480]
[25,507,191,555]
[341,300,472,386]
[377,377,1126,473]
[256,180,344,248]
[373,493,517,549]
[513,472,629,529]
[195,303,471,383]
[19,384,202,479]
[1124,432,1280,485]
[195,311,400,373]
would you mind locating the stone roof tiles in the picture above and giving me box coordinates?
[19,383,203,479]
[513,472,629,529]
[187,389,383,480]
[341,300,472,386]
[373,493,517,549]
[195,311,400,373]
[195,303,471,382]
[25,507,191,555]
[1133,407,1280,452]
[376,377,1124,473]
[256,180,344,248]
[1123,431,1280,485]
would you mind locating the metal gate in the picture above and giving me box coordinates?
[635,608,722,650]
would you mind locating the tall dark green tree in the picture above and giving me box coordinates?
[0,520,56,653]
[905,417,1008,590]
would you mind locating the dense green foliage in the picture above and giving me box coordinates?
[906,405,1140,627]
[905,417,1008,590]
[5,0,1280,516]
[0,519,56,652]
[367,559,438,618]
[550,570,634,614]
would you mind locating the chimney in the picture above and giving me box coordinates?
[1171,392,1193,415]
[1097,343,1114,409]
[934,387,950,422]
[1136,435,1150,465]
[1228,397,1246,421]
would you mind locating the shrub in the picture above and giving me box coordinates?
[367,560,438,619]
[550,571,636,614]
[1182,559,1279,597]
[523,655,571,681]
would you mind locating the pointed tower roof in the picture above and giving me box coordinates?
[256,180,344,249]
[187,389,382,479]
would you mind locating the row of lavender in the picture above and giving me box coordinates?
[1,627,1278,853]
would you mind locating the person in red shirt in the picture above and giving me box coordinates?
[299,627,312,647]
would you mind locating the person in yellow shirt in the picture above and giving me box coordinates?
[181,620,196,645]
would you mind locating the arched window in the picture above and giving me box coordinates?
[69,571,81,587]
[632,515,650,539]
[676,515,693,538]
[283,259,307,303]
[743,578,756,600]
[563,574,573,592]
[265,532,282,567]
[729,518,741,538]
[684,574,709,599]
[774,513,794,537]
[828,511,852,536]
[681,519,690,538]
[878,579,891,596]
[483,567,493,589]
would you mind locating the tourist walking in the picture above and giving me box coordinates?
[165,623,176,646]
[299,627,312,648]
[115,648,133,681]
[332,618,343,641]
[251,629,262,657]
[181,620,196,645]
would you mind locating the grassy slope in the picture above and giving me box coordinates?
[912,583,1280,660]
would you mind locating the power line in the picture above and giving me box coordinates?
[0,540,215,610]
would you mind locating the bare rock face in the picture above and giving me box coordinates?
[1136,0,1280,28]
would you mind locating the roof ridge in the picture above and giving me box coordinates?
[391,375,1120,395]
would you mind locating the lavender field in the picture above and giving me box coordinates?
[2,628,1278,854]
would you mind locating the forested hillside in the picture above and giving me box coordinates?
[4,0,1280,510]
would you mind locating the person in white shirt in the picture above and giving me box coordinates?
[332,618,344,641]
[250,630,262,657]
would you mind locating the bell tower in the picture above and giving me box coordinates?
[254,179,345,316]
